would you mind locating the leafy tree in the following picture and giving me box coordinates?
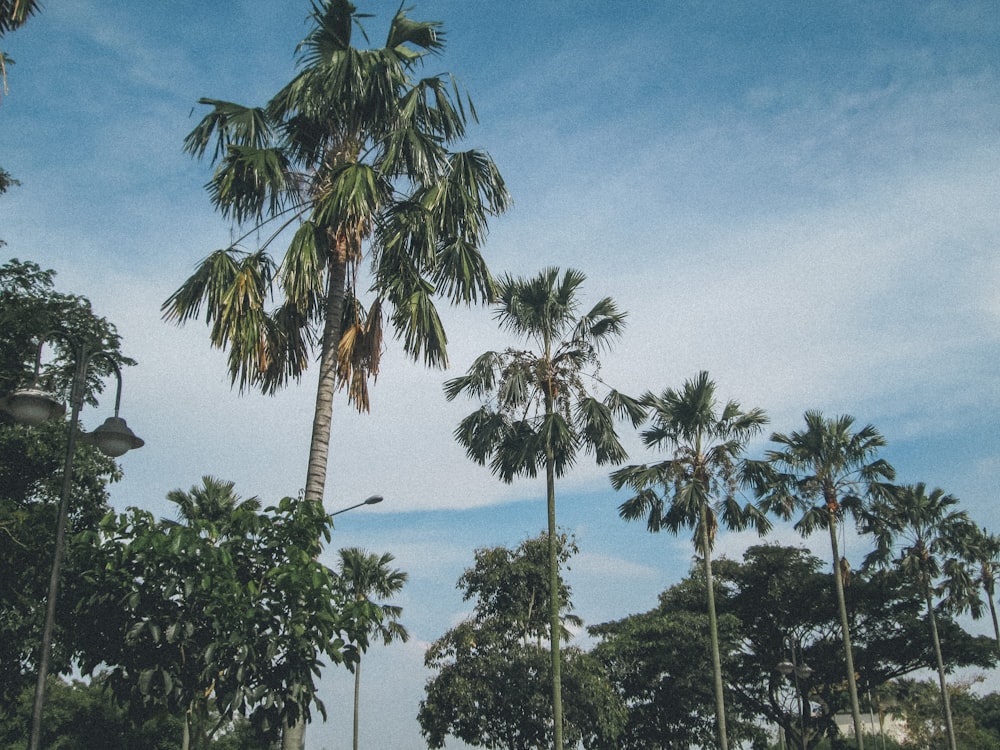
[611,371,768,750]
[722,545,994,749]
[335,548,409,750]
[887,678,1000,750]
[589,583,754,749]
[165,5,508,739]
[419,533,625,750]
[444,267,641,750]
[75,479,374,750]
[748,411,895,749]
[590,544,997,750]
[0,259,131,713]
[0,673,274,750]
[862,483,978,750]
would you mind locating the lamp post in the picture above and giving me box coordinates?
[777,637,813,750]
[2,340,143,750]
[331,494,384,517]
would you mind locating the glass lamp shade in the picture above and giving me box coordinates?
[80,416,144,457]
[0,386,66,426]
[776,660,795,676]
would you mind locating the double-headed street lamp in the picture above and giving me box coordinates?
[1,339,144,750]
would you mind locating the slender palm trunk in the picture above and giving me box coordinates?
[985,581,1000,659]
[546,445,564,750]
[284,254,349,750]
[353,659,362,750]
[700,507,729,750]
[925,587,958,750]
[828,516,865,750]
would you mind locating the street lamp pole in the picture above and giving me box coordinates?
[777,637,813,750]
[3,340,143,750]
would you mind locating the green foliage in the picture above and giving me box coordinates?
[0,259,129,710]
[73,479,374,744]
[591,544,997,750]
[419,533,625,750]
[0,674,273,750]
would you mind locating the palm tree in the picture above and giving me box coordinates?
[162,476,261,750]
[943,525,1000,659]
[861,483,975,750]
[444,267,643,750]
[163,6,506,744]
[336,548,409,750]
[166,475,261,529]
[611,371,768,750]
[748,411,895,750]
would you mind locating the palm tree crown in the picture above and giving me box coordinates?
[444,267,643,480]
[613,370,770,552]
[165,0,508,401]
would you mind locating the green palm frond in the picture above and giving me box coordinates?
[385,5,444,57]
[184,99,273,161]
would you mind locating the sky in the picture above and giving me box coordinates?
[3,1,999,747]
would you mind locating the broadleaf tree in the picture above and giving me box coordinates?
[444,267,643,750]
[75,479,376,750]
[419,533,625,750]
[0,259,132,713]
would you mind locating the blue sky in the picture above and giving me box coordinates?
[3,1,999,747]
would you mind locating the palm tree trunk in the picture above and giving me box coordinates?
[925,587,958,750]
[303,253,349,505]
[986,582,1000,659]
[700,507,729,750]
[353,659,362,750]
[546,446,564,750]
[284,254,349,750]
[828,517,865,750]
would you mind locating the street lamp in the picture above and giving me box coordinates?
[331,494,384,516]
[777,637,813,750]
[2,339,144,750]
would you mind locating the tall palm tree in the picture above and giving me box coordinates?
[861,483,975,750]
[163,6,506,744]
[611,371,768,750]
[748,411,895,750]
[336,548,408,750]
[444,267,643,750]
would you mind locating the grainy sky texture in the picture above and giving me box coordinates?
[3,2,999,747]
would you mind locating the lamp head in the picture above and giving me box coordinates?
[0,385,66,426]
[81,416,144,457]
